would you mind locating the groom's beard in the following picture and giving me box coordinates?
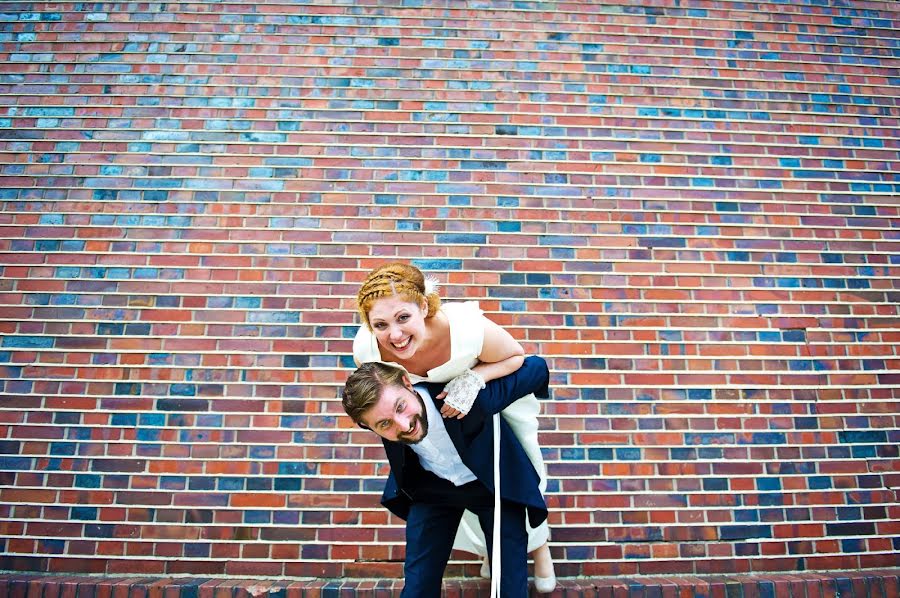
[396,391,429,445]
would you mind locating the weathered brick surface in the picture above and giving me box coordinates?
[2,571,900,597]
[1,0,898,585]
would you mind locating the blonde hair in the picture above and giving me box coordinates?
[356,262,441,329]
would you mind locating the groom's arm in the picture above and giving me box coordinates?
[468,355,549,416]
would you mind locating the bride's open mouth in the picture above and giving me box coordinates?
[393,337,412,351]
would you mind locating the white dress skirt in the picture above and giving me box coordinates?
[353,301,550,555]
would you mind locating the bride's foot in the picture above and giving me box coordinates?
[532,542,556,593]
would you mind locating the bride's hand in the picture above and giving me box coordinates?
[439,369,485,419]
[439,403,462,419]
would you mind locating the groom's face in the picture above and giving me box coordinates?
[360,376,429,444]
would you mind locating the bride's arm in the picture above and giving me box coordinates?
[438,316,525,414]
[472,316,525,382]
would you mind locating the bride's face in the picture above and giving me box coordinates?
[368,295,428,360]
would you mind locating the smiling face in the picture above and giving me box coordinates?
[359,376,429,444]
[367,295,429,360]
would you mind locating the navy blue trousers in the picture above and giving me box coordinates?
[400,474,527,597]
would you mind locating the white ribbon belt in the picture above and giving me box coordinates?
[489,413,501,597]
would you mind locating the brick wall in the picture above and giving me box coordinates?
[1,0,898,583]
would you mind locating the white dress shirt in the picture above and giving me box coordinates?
[409,386,477,486]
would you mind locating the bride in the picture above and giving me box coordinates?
[352,262,556,593]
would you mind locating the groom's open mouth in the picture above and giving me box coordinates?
[399,415,425,444]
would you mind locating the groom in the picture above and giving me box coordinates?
[341,355,550,597]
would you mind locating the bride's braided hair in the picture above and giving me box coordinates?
[357,263,441,329]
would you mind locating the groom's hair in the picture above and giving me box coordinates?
[342,362,408,428]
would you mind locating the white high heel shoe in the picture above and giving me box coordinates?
[482,553,557,592]
[532,544,557,593]
[534,571,557,593]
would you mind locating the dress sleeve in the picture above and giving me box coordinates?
[445,301,486,362]
[352,325,381,366]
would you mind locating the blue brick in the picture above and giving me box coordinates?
[851,445,877,458]
[615,448,641,461]
[25,106,75,117]
[687,389,712,400]
[38,213,65,226]
[248,311,300,324]
[188,477,215,491]
[111,413,138,426]
[720,525,771,540]
[114,382,142,396]
[839,430,887,443]
[279,462,317,475]
[218,477,244,491]
[136,428,160,442]
[757,478,782,491]
[138,414,165,427]
[703,478,728,491]
[84,524,115,538]
[745,432,786,445]
[235,297,261,309]
[434,233,486,244]
[49,442,76,455]
[51,239,82,254]
[284,355,309,368]
[808,476,832,490]
[35,240,61,252]
[462,160,507,170]
[735,509,761,523]
[841,538,865,553]
[70,505,99,521]
[3,335,54,348]
[500,300,526,312]
[638,237,686,248]
[240,132,286,143]
[244,510,272,524]
[97,322,125,335]
[169,384,197,397]
[580,448,612,463]
[0,457,31,470]
[184,543,211,558]
[272,478,302,492]
[686,433,734,445]
[828,446,853,459]
[411,259,462,271]
[92,189,119,200]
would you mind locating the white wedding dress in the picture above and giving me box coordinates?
[353,301,551,555]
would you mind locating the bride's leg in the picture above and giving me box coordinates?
[531,541,553,577]
[530,541,556,593]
